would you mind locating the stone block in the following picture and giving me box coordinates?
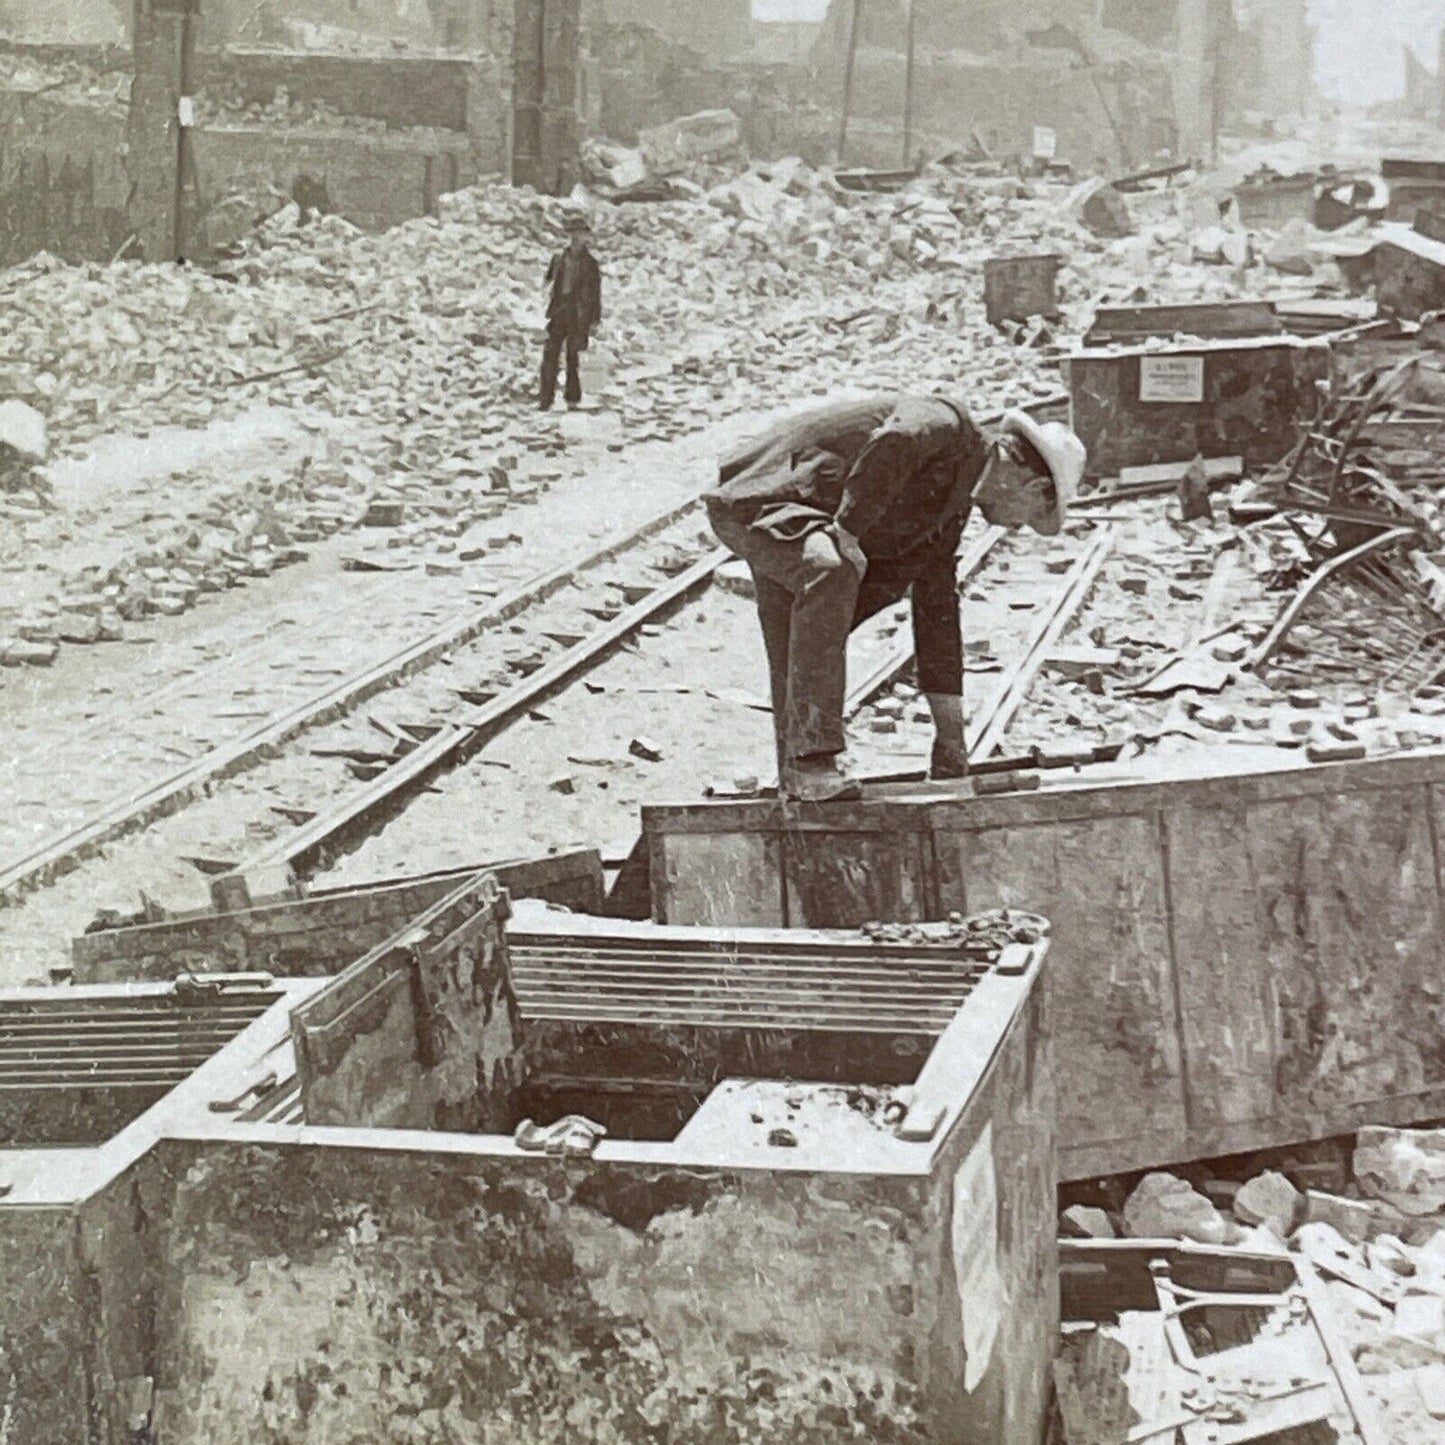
[1122,1172,1229,1244]
[1234,1170,1301,1235]
[1355,1126,1445,1217]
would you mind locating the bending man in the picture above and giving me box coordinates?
[706,394,1085,802]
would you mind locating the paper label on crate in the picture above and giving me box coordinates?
[952,1122,1006,1392]
[1031,127,1057,160]
[1139,354,1205,403]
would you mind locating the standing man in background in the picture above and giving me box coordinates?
[538,211,602,411]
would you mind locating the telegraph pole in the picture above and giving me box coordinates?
[837,0,863,166]
[902,0,916,168]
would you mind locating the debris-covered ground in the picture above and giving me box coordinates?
[1058,1126,1445,1443]
[8,90,1445,1445]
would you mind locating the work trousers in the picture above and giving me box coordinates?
[539,324,582,409]
[711,508,876,766]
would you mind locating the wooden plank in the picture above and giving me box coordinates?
[645,745,1445,838]
[1256,786,1445,1118]
[651,831,785,927]
[1086,300,1280,345]
[1163,800,1278,1131]
[783,829,929,928]
[937,812,1188,1160]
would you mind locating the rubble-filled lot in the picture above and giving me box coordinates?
[12,150,1445,968]
[3,151,1302,668]
[10,106,1445,1441]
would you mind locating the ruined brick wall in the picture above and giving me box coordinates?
[196,50,490,135]
[0,91,130,265]
[841,51,1173,172]
[146,1141,935,1443]
[0,0,126,43]
[600,0,752,61]
[192,125,485,237]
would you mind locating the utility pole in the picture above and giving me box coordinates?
[902,0,916,168]
[128,0,201,263]
[837,0,863,167]
[1438,26,1445,128]
[173,2,197,260]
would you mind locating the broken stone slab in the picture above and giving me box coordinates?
[1264,219,1317,276]
[1043,646,1121,680]
[1354,1325,1445,1376]
[1416,1361,1445,1419]
[58,613,102,645]
[638,108,744,178]
[0,638,58,667]
[1234,1170,1302,1236]
[1295,1221,1404,1304]
[1060,1204,1116,1239]
[1068,178,1133,239]
[362,499,406,527]
[0,399,48,463]
[1367,1235,1417,1280]
[1395,1293,1445,1340]
[1355,1126,1445,1216]
[1303,1189,1377,1244]
[1122,1172,1230,1244]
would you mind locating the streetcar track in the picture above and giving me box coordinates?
[1,393,1071,913]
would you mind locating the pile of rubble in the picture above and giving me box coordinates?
[0,160,1108,664]
[1061,1125,1445,1438]
[4,135,1410,670]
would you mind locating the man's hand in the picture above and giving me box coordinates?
[831,526,868,576]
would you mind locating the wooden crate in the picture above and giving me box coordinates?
[644,747,1445,1180]
[983,253,1061,327]
[1066,334,1332,479]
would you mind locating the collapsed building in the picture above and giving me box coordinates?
[0,0,1323,267]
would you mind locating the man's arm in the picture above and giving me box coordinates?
[910,531,967,775]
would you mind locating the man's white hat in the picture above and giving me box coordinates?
[1000,409,1086,536]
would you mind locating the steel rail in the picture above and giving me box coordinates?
[236,548,731,889]
[967,527,1115,760]
[0,494,707,904]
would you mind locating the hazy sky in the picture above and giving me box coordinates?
[1310,0,1444,106]
[751,0,830,22]
[751,0,1443,108]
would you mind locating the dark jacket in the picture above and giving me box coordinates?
[545,246,602,343]
[706,393,990,697]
